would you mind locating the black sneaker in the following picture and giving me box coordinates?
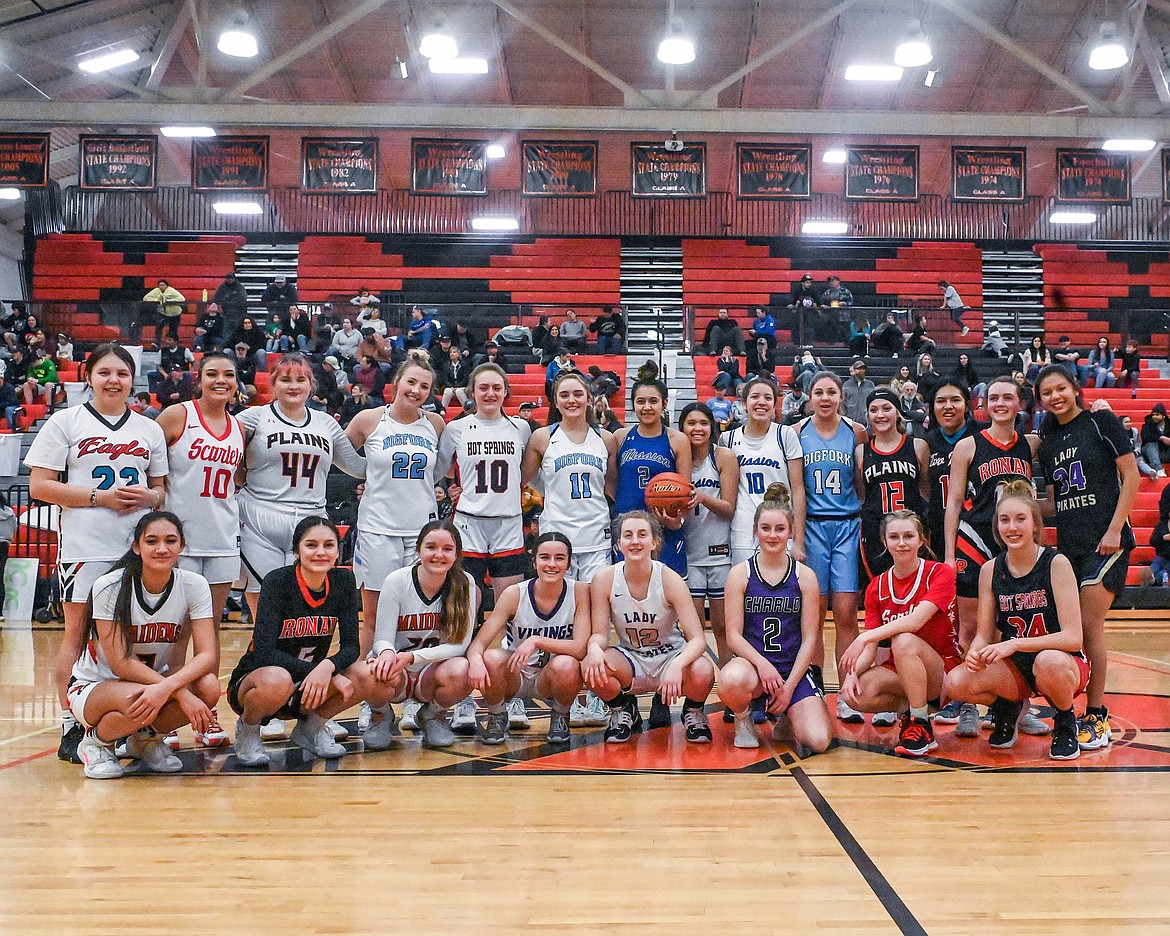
[648,694,672,729]
[1049,709,1080,761]
[604,697,643,744]
[682,702,713,743]
[988,698,1024,749]
[894,716,937,757]
[722,706,736,724]
[58,722,84,763]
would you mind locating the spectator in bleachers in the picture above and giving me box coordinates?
[537,324,563,366]
[715,344,745,395]
[353,354,387,401]
[1022,336,1050,382]
[1122,415,1160,479]
[951,352,987,409]
[871,311,905,357]
[156,363,193,408]
[349,287,380,314]
[26,328,53,361]
[780,381,808,426]
[889,364,912,397]
[130,391,160,420]
[232,341,259,401]
[593,394,622,432]
[339,384,377,428]
[560,309,588,353]
[305,326,333,361]
[915,352,941,405]
[706,376,735,432]
[438,345,472,409]
[848,312,871,358]
[586,364,621,401]
[790,348,823,394]
[194,302,227,352]
[898,380,928,435]
[356,327,396,374]
[406,305,436,349]
[516,401,541,433]
[261,275,297,320]
[746,337,776,381]
[55,332,73,365]
[1119,338,1141,398]
[329,318,361,366]
[283,305,312,351]
[0,301,29,355]
[149,332,194,392]
[1141,404,1170,475]
[309,356,345,413]
[748,306,778,350]
[141,278,185,347]
[905,311,937,357]
[816,274,853,342]
[982,319,1008,357]
[937,280,970,336]
[545,346,575,400]
[1088,337,1117,388]
[21,348,58,406]
[475,340,508,371]
[0,372,20,432]
[700,307,745,356]
[591,307,625,355]
[1148,485,1170,583]
[451,321,480,359]
[531,315,552,353]
[1051,334,1086,381]
[212,272,249,336]
[820,274,853,310]
[842,359,875,425]
[355,303,387,337]
[231,315,268,370]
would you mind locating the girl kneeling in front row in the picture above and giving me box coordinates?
[72,512,220,780]
[467,532,591,745]
[720,484,833,753]
[229,516,378,766]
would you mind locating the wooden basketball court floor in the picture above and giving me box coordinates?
[2,615,1170,935]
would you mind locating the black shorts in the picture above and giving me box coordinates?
[1007,650,1091,698]
[228,668,306,723]
[954,520,997,598]
[462,551,529,585]
[860,537,893,581]
[1066,548,1131,595]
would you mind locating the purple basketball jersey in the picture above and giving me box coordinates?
[742,556,803,674]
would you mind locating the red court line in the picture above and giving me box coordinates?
[0,748,55,772]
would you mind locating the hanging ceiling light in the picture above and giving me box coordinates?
[657,33,695,65]
[217,25,258,58]
[1088,22,1129,70]
[894,21,933,68]
[419,30,458,60]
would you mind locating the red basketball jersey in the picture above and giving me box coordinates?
[864,559,961,669]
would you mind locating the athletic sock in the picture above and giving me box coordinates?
[550,702,571,715]
[1086,705,1108,718]
[486,702,506,715]
[682,698,704,710]
[910,705,930,720]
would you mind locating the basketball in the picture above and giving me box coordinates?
[644,472,692,513]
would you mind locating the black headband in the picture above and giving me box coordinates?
[867,388,902,409]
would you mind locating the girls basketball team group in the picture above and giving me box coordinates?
[29,344,1136,778]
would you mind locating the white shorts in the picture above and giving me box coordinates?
[453,512,524,557]
[570,549,611,584]
[688,563,731,599]
[387,662,436,704]
[615,645,685,694]
[66,678,104,728]
[178,554,241,586]
[731,543,757,565]
[58,560,116,604]
[239,496,317,593]
[353,530,417,591]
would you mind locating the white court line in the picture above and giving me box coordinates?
[1111,650,1170,674]
[0,725,57,747]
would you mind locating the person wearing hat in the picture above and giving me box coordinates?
[842,358,875,424]
[746,336,775,381]
[22,346,60,407]
[981,319,1007,358]
[155,362,192,408]
[474,339,509,371]
[817,275,854,343]
[310,355,346,413]
[233,340,259,400]
[213,271,249,336]
[516,400,540,433]
[748,306,778,350]
[260,274,297,320]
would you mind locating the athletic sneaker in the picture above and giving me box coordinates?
[127,730,182,773]
[326,718,349,741]
[988,698,1024,749]
[1018,708,1051,736]
[722,706,736,724]
[400,699,421,732]
[836,699,865,724]
[418,704,456,748]
[479,709,509,745]
[733,713,760,749]
[449,697,478,735]
[933,700,963,724]
[960,325,970,336]
[260,718,287,741]
[872,711,898,727]
[569,691,610,727]
[750,694,768,724]
[195,714,230,748]
[1077,711,1113,751]
[1050,710,1081,760]
[290,716,347,759]
[162,731,181,751]
[357,701,373,733]
[604,698,643,744]
[682,703,712,743]
[78,731,123,780]
[649,694,672,729]
[547,710,571,744]
[955,703,981,738]
[58,721,84,764]
[361,706,398,751]
[233,719,270,767]
[507,697,531,730]
[895,716,938,757]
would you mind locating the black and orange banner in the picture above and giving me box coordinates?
[302,138,378,193]
[736,143,811,199]
[192,136,269,192]
[845,146,919,201]
[1056,149,1130,204]
[952,146,1025,202]
[0,133,50,187]
[631,142,706,197]
[522,141,597,196]
[411,139,488,195]
[79,135,157,190]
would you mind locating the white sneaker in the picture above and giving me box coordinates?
[290,716,348,759]
[195,715,230,748]
[361,706,398,751]
[570,692,610,727]
[449,697,478,734]
[326,718,349,741]
[733,713,760,749]
[135,733,183,773]
[400,699,421,732]
[260,718,287,740]
[507,697,531,730]
[162,731,181,751]
[234,720,270,767]
[78,731,123,780]
[357,701,373,733]
[1018,707,1051,736]
[419,703,456,747]
[960,325,970,336]
[872,711,898,727]
[836,699,865,724]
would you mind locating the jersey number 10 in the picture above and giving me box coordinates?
[200,466,232,499]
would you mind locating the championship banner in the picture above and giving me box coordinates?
[79,135,157,190]
[952,146,1026,202]
[411,139,488,195]
[1056,149,1130,204]
[301,138,378,193]
[192,136,269,192]
[631,142,706,197]
[0,133,50,187]
[845,145,919,201]
[736,143,811,199]
[522,141,598,196]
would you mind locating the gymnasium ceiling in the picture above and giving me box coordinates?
[4,0,1170,223]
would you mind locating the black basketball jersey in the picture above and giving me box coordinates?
[925,421,975,552]
[992,546,1063,643]
[1037,409,1135,557]
[963,428,1033,534]
[861,434,926,545]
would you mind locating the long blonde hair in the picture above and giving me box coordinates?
[993,480,1044,546]
[415,520,472,644]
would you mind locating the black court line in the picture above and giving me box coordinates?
[786,756,928,936]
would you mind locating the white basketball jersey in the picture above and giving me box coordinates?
[238,403,366,510]
[721,423,803,548]
[24,404,168,561]
[507,577,578,666]
[610,561,685,658]
[359,408,440,536]
[166,401,244,557]
[437,414,531,518]
[372,564,477,655]
[686,449,732,568]
[538,424,610,553]
[71,567,213,684]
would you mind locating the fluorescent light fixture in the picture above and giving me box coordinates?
[1102,138,1156,151]
[1089,22,1128,70]
[160,126,216,138]
[78,48,140,73]
[396,58,409,79]
[894,23,932,68]
[844,64,904,82]
[486,144,506,160]
[924,69,937,87]
[1049,211,1097,224]
[803,220,849,235]
[419,32,458,60]
[657,35,696,65]
[0,188,21,200]
[212,201,263,215]
[217,28,258,58]
[822,149,847,164]
[429,56,488,74]
[471,217,519,231]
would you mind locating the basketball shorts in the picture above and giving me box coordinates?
[178,553,241,586]
[878,642,963,675]
[570,549,611,584]
[453,512,527,581]
[1006,650,1091,701]
[508,650,558,702]
[730,543,757,566]
[688,562,731,599]
[804,517,861,596]
[954,519,997,598]
[66,677,105,728]
[57,560,116,604]
[615,643,685,694]
[753,664,825,710]
[228,667,308,723]
[387,662,437,705]
[239,497,317,593]
[860,535,893,581]
[353,530,417,590]
[1067,547,1131,596]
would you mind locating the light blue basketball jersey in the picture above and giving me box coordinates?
[798,417,862,519]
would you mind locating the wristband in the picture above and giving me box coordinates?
[90,488,98,507]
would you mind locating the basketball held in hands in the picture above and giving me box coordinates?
[644,472,692,515]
